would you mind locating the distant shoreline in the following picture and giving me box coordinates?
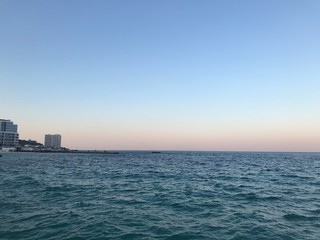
[15,150,120,155]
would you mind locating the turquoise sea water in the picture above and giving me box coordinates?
[1,151,320,240]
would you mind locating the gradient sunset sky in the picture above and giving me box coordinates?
[1,0,320,151]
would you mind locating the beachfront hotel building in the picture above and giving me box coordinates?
[0,119,19,147]
[44,134,62,148]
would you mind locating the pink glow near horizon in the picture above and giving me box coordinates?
[18,122,320,152]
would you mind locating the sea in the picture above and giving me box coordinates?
[0,151,320,240]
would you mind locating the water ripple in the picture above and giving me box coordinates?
[1,152,320,239]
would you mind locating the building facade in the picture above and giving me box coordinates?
[44,134,61,148]
[0,119,19,146]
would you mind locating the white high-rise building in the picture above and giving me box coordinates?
[0,119,19,146]
[44,134,61,148]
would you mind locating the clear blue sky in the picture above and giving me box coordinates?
[1,0,320,151]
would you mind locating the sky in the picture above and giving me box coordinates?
[1,0,320,151]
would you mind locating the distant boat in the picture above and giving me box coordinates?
[151,151,161,154]
[0,154,2,157]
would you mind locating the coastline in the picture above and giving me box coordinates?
[13,150,120,154]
